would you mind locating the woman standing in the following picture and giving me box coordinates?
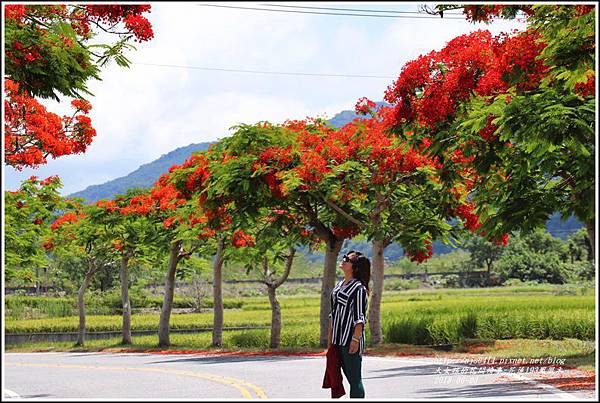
[327,250,371,398]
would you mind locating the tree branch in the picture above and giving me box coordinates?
[296,198,331,240]
[317,191,366,228]
[272,247,295,288]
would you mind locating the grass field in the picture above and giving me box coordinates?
[6,285,595,342]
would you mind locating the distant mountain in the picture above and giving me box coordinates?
[68,142,213,202]
[68,102,582,255]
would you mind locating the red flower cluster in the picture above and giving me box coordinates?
[384,28,548,129]
[355,97,376,115]
[478,116,499,141]
[494,30,548,92]
[182,155,210,195]
[42,239,55,250]
[231,230,255,248]
[452,202,482,232]
[9,41,43,64]
[50,212,86,230]
[121,194,153,215]
[462,5,534,23]
[405,241,433,264]
[189,214,208,227]
[201,204,233,233]
[260,146,293,166]
[264,172,286,199]
[95,199,119,213]
[39,175,60,186]
[574,75,595,98]
[6,5,153,45]
[71,99,92,113]
[83,5,154,42]
[150,184,186,211]
[491,232,510,246]
[197,227,216,239]
[294,151,330,186]
[574,5,595,16]
[5,79,96,170]
[162,215,179,229]
[5,4,26,20]
[123,13,154,42]
[332,225,359,239]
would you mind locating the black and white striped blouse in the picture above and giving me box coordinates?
[329,278,368,354]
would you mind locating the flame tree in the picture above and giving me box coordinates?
[89,189,161,344]
[5,175,72,285]
[4,4,154,169]
[198,121,371,347]
[168,150,259,347]
[384,4,595,258]
[48,201,117,346]
[274,102,497,345]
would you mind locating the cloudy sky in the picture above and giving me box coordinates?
[4,2,526,195]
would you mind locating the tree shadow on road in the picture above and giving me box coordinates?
[417,381,561,398]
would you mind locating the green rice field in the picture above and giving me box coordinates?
[5,285,595,346]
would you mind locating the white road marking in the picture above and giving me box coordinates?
[4,389,21,399]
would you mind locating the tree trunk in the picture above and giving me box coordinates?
[76,267,96,347]
[158,240,182,347]
[35,267,40,294]
[267,286,281,348]
[485,258,493,286]
[212,237,225,347]
[120,253,132,345]
[319,237,343,347]
[368,239,385,345]
[266,247,295,349]
[585,219,595,262]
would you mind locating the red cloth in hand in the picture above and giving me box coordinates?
[322,344,345,398]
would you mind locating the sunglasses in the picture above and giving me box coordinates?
[342,251,362,263]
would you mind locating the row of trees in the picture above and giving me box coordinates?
[464,228,593,285]
[4,5,595,349]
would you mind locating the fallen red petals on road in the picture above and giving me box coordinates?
[530,375,596,390]
[109,348,327,357]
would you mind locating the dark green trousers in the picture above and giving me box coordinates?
[336,343,365,398]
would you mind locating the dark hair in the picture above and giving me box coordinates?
[347,250,371,294]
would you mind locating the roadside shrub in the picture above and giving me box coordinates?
[385,317,434,345]
[439,274,461,288]
[229,330,269,348]
[428,317,461,344]
[458,310,478,339]
[5,296,75,319]
[281,326,320,348]
[384,279,422,291]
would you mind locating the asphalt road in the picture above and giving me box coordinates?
[3,352,595,400]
